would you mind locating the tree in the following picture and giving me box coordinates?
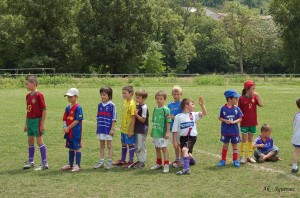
[223,1,255,73]
[269,0,300,72]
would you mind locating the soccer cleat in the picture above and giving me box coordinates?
[123,161,135,168]
[257,157,265,163]
[133,162,145,169]
[176,168,191,175]
[34,163,49,171]
[233,160,240,167]
[239,157,246,164]
[105,163,113,170]
[23,161,35,169]
[71,164,81,172]
[247,157,256,163]
[218,160,226,167]
[291,168,299,174]
[150,164,162,170]
[94,162,104,169]
[112,160,126,166]
[172,160,182,168]
[163,164,169,173]
[61,164,73,171]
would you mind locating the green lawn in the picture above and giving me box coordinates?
[0,82,299,197]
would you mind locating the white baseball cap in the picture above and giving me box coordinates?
[64,88,79,96]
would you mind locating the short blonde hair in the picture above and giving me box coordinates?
[25,75,38,86]
[172,85,182,94]
[155,90,167,100]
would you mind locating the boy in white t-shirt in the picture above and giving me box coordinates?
[172,97,208,175]
[292,98,300,173]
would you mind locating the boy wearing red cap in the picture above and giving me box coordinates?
[238,80,263,164]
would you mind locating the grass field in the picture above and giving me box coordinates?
[0,77,299,197]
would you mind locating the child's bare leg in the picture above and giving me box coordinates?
[292,147,300,171]
[263,151,276,160]
[107,140,113,160]
[100,140,105,159]
[156,147,162,160]
[162,147,169,162]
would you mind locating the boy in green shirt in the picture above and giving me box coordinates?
[150,91,172,173]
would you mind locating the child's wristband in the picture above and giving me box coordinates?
[63,123,67,128]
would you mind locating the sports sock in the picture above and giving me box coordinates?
[108,159,112,165]
[28,145,35,163]
[292,163,298,170]
[129,145,135,162]
[69,150,75,166]
[121,146,127,162]
[247,142,253,158]
[233,148,238,161]
[240,142,246,157]
[39,144,47,164]
[221,146,228,161]
[164,160,169,165]
[100,159,105,164]
[156,158,162,165]
[76,152,81,167]
[183,157,190,170]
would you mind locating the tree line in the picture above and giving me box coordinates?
[0,0,299,74]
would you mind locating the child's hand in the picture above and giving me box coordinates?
[199,96,204,106]
[164,132,170,139]
[64,127,69,133]
[40,124,45,133]
[109,129,115,136]
[259,144,265,148]
[24,125,27,132]
[225,120,231,124]
[253,91,259,97]
[174,141,179,149]
[128,131,133,137]
[171,114,175,120]
[135,109,139,116]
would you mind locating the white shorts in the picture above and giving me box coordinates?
[152,138,167,148]
[169,132,180,145]
[97,133,113,141]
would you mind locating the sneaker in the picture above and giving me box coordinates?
[258,157,265,163]
[123,161,135,168]
[233,160,240,167]
[112,160,125,166]
[176,168,191,175]
[163,164,169,173]
[172,160,182,168]
[247,157,256,163]
[268,156,279,162]
[71,164,81,172]
[240,157,246,164]
[150,164,162,170]
[23,161,35,169]
[133,162,145,169]
[61,164,73,171]
[291,168,299,174]
[94,162,104,169]
[218,160,226,167]
[105,163,113,170]
[34,163,49,171]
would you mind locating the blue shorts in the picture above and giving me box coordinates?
[220,135,241,144]
[254,146,279,159]
[66,139,81,150]
[121,133,135,145]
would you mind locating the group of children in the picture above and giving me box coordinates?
[22,75,300,174]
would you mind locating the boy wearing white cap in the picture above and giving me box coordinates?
[61,88,84,172]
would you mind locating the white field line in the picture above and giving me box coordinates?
[198,149,300,181]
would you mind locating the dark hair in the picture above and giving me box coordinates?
[135,89,148,99]
[226,96,234,102]
[25,75,38,86]
[100,86,113,100]
[122,86,134,94]
[242,87,251,96]
[296,98,300,109]
[180,98,194,110]
[155,90,167,100]
[261,124,271,132]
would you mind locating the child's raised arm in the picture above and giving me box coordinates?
[198,96,208,117]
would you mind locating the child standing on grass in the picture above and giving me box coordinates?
[168,85,183,168]
[132,89,149,168]
[291,98,300,173]
[113,86,136,168]
[61,88,84,172]
[218,89,243,168]
[94,86,116,170]
[238,80,263,164]
[23,75,48,171]
[253,124,279,163]
[150,91,172,173]
[172,97,207,175]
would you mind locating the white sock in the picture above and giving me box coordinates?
[292,163,298,169]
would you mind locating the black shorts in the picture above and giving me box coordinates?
[180,136,197,154]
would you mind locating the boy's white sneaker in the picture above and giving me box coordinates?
[240,157,246,164]
[150,164,162,170]
[23,161,35,169]
[94,162,104,169]
[247,157,256,163]
[71,164,81,172]
[163,165,169,173]
[34,163,48,171]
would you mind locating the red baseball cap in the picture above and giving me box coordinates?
[244,80,255,89]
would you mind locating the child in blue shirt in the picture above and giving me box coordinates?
[218,89,243,168]
[253,124,279,163]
